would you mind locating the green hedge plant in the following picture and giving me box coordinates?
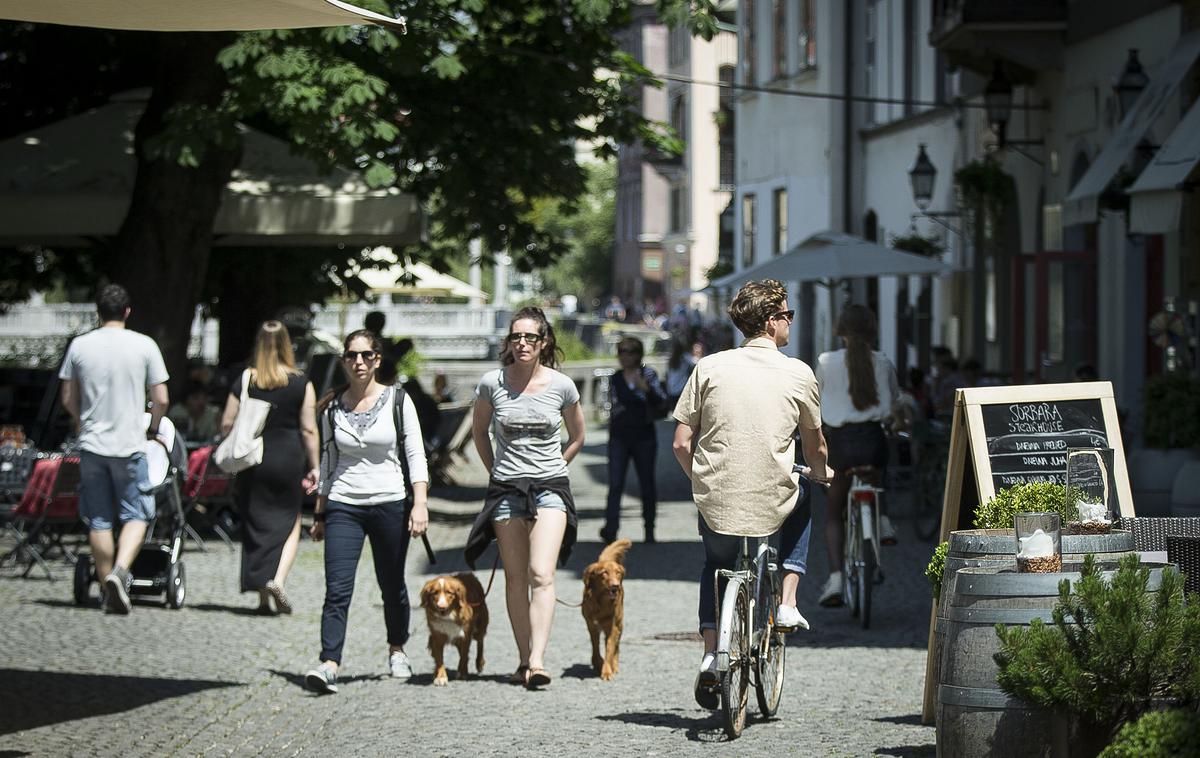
[1099,709,1200,758]
[973,481,1073,530]
[993,554,1200,753]
[926,540,949,599]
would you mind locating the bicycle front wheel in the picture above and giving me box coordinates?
[720,585,750,739]
[859,543,876,629]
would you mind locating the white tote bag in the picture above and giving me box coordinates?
[213,369,271,473]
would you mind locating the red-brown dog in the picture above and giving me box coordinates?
[581,539,631,681]
[420,573,488,686]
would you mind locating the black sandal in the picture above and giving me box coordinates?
[525,668,551,689]
[508,665,529,685]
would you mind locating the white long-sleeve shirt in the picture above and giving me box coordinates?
[318,386,429,506]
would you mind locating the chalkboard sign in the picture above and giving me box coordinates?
[920,381,1133,726]
[980,398,1109,490]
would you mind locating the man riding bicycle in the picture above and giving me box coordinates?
[671,279,831,709]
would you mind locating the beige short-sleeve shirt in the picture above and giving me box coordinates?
[673,337,822,536]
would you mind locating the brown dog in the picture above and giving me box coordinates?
[581,539,631,681]
[419,573,489,686]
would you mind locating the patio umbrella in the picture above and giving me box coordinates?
[0,0,405,31]
[710,230,951,291]
[351,251,490,301]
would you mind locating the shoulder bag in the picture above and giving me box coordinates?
[214,368,271,473]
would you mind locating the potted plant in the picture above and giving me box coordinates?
[993,554,1200,757]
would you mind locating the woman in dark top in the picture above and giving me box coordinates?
[221,320,320,614]
[601,336,667,544]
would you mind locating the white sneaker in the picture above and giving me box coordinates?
[775,604,810,631]
[880,514,898,545]
[818,572,844,607]
[389,650,413,680]
[693,652,719,709]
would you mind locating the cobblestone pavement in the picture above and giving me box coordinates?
[1,423,936,757]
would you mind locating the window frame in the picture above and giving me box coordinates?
[741,193,757,268]
[772,188,788,256]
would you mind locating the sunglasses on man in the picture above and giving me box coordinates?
[771,310,796,323]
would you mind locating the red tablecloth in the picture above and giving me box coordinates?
[15,456,80,520]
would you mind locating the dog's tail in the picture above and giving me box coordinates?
[598,538,632,565]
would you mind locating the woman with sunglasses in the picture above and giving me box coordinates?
[220,320,320,615]
[601,336,668,544]
[465,306,585,689]
[303,329,429,694]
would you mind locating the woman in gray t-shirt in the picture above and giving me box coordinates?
[472,306,585,689]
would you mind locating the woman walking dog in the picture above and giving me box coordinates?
[304,329,430,694]
[465,306,585,689]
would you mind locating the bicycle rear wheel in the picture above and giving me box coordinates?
[859,542,876,629]
[843,511,861,619]
[720,585,750,739]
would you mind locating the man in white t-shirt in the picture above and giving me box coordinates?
[59,284,169,614]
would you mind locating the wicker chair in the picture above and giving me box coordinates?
[1119,517,1200,594]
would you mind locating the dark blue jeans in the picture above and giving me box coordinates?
[319,498,412,663]
[697,490,812,633]
[604,432,658,534]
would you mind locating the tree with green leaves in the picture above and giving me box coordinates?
[530,159,616,307]
[1,1,725,380]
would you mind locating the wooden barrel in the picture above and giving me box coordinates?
[929,529,1134,727]
[936,562,1168,758]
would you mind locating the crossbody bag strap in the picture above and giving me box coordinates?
[393,385,413,499]
[323,399,339,479]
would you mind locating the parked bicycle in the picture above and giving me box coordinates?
[709,467,813,739]
[842,466,883,629]
[911,418,950,541]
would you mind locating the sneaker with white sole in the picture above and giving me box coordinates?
[775,604,810,631]
[305,663,339,694]
[818,571,844,607]
[388,650,413,680]
[880,514,898,545]
[693,652,719,709]
[103,566,133,614]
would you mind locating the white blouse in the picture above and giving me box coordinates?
[815,349,899,428]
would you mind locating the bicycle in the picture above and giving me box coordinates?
[707,469,812,739]
[911,418,950,541]
[843,466,883,630]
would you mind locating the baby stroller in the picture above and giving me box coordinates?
[73,415,190,609]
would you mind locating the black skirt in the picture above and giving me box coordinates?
[824,421,888,472]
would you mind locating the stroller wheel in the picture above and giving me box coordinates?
[166,561,186,609]
[73,555,94,606]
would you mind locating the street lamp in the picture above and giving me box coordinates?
[909,144,961,237]
[909,144,936,211]
[984,60,1013,146]
[1114,49,1149,120]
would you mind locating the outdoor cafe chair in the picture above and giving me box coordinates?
[0,454,82,581]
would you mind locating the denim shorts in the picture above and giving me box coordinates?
[79,451,155,531]
[492,490,567,522]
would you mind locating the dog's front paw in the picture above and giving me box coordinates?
[600,663,616,681]
[433,672,449,687]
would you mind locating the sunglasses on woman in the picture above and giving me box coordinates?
[343,350,378,362]
[507,332,544,345]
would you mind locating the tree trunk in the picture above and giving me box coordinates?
[111,33,241,396]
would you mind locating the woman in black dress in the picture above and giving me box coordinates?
[221,320,320,613]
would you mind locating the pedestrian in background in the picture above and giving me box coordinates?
[601,337,667,545]
[59,283,169,614]
[665,339,701,410]
[168,382,220,444]
[814,305,899,607]
[304,329,430,695]
[465,306,585,689]
[220,321,319,615]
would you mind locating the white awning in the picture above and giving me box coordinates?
[0,91,422,248]
[709,230,950,291]
[0,0,405,31]
[1128,96,1200,233]
[1064,30,1200,226]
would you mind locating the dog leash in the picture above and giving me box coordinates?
[555,595,584,609]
